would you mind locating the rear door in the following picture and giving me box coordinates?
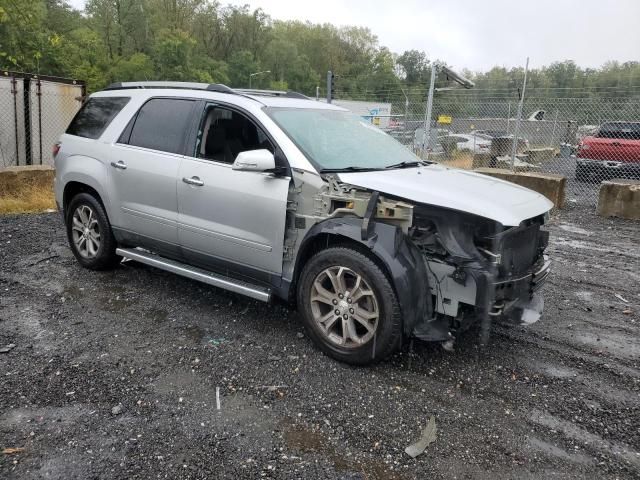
[177,102,290,276]
[108,97,197,256]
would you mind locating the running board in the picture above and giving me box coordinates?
[116,248,271,302]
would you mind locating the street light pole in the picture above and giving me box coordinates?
[249,70,271,89]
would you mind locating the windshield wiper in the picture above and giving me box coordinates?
[320,166,382,173]
[384,160,425,169]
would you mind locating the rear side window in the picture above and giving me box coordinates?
[66,97,130,139]
[597,122,640,140]
[124,98,195,154]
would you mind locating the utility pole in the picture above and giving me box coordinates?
[422,63,437,158]
[510,57,529,170]
[249,70,270,89]
[326,71,333,104]
[401,88,409,147]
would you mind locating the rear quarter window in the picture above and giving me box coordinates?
[597,123,640,140]
[66,97,130,139]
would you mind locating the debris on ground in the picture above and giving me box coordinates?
[405,416,437,458]
[0,344,15,354]
[111,404,123,415]
[614,293,629,303]
[261,385,288,392]
[2,448,25,455]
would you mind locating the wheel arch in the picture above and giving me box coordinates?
[291,217,432,336]
[63,181,106,213]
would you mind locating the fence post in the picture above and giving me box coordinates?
[23,77,32,166]
[36,77,43,165]
[401,88,409,147]
[422,63,437,159]
[326,70,332,104]
[11,76,19,165]
[510,57,529,171]
[550,108,559,147]
[506,102,511,134]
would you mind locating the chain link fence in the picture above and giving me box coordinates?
[334,83,640,209]
[0,72,85,168]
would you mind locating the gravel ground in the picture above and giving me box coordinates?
[0,207,638,479]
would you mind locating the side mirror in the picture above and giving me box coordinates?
[232,149,276,172]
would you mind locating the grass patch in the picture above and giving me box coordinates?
[440,150,475,170]
[0,184,56,214]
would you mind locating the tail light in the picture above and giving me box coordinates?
[53,142,61,158]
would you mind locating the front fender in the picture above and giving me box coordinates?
[296,217,431,336]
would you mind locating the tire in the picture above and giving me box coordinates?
[575,163,590,182]
[297,246,402,365]
[65,192,120,270]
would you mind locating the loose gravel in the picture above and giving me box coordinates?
[0,207,638,479]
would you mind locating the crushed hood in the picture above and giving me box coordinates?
[338,164,553,226]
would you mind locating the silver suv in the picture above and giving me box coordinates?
[54,82,552,365]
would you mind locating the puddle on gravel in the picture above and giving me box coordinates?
[283,422,401,479]
[554,237,640,259]
[574,291,594,303]
[572,330,640,361]
[529,409,640,469]
[557,224,592,236]
[528,436,594,466]
[143,307,169,324]
[182,325,206,343]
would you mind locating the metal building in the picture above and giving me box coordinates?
[0,71,85,167]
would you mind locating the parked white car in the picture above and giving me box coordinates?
[443,133,492,153]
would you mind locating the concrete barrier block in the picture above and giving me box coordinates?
[472,154,492,169]
[0,165,55,197]
[525,148,556,163]
[474,167,566,208]
[597,179,640,220]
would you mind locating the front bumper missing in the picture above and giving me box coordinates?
[412,256,551,342]
[493,256,550,325]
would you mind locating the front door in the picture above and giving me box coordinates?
[107,97,197,255]
[177,104,290,276]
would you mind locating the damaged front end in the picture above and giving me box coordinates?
[287,173,551,348]
[409,205,550,345]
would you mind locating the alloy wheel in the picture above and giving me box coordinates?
[310,266,379,348]
[71,205,101,258]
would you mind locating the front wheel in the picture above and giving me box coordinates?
[65,193,120,270]
[297,246,402,365]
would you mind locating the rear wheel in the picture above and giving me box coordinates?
[66,193,120,270]
[297,247,402,365]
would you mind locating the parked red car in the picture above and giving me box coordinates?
[576,122,640,181]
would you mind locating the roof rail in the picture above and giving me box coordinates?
[103,81,235,94]
[102,82,309,99]
[235,88,309,99]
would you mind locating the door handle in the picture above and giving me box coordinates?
[110,161,127,170]
[182,176,204,187]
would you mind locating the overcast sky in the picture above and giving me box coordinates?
[67,0,639,71]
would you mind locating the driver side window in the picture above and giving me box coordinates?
[195,105,274,164]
